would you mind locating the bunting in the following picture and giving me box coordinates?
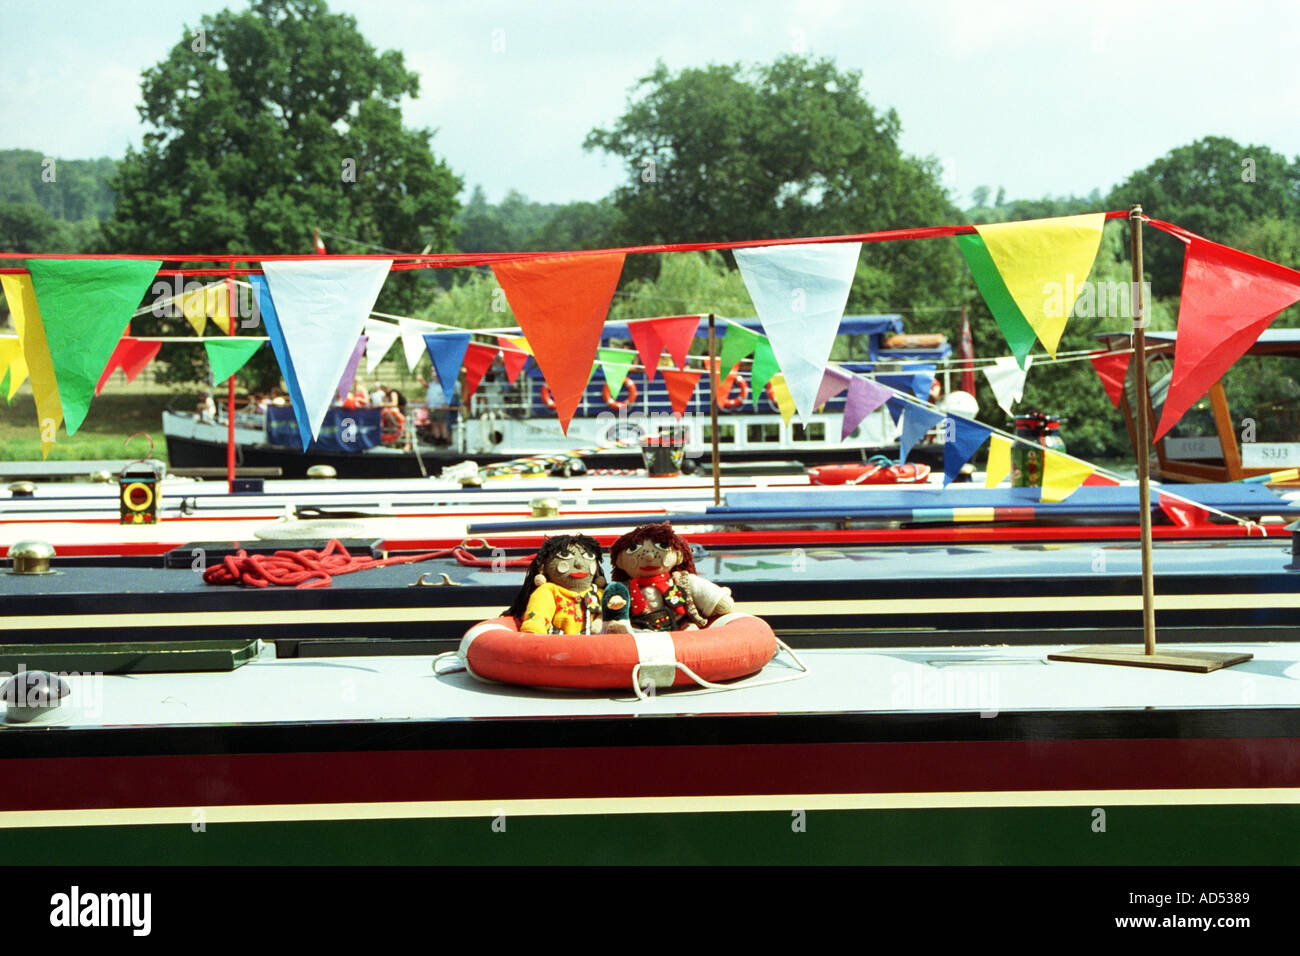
[985,435,1012,488]
[840,375,891,440]
[180,283,231,335]
[1040,448,1094,503]
[813,365,853,411]
[497,336,530,383]
[596,347,634,397]
[958,235,1037,367]
[746,338,781,410]
[399,317,431,372]
[899,403,944,464]
[719,322,761,377]
[974,214,1105,358]
[0,337,28,400]
[363,320,400,374]
[627,315,700,380]
[3,274,61,456]
[204,339,264,385]
[1089,349,1132,409]
[660,368,702,418]
[335,336,368,402]
[492,253,625,432]
[768,374,796,425]
[461,343,500,404]
[983,355,1033,417]
[251,273,311,451]
[1154,237,1300,441]
[943,417,993,485]
[259,258,391,448]
[733,241,861,423]
[877,366,935,402]
[26,258,161,435]
[95,338,162,395]
[423,332,472,405]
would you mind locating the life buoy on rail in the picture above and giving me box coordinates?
[380,407,405,443]
[717,372,749,411]
[808,462,932,485]
[456,612,777,691]
[540,384,557,409]
[602,379,638,410]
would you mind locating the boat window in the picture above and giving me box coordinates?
[791,422,826,441]
[702,423,735,444]
[1221,355,1300,444]
[746,423,780,443]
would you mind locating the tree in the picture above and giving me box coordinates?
[1107,136,1300,296]
[584,55,966,311]
[102,0,462,387]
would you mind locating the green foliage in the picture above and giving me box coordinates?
[455,186,627,253]
[1106,136,1300,297]
[0,150,117,224]
[102,0,462,387]
[585,55,966,309]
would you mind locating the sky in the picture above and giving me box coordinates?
[2,0,1298,210]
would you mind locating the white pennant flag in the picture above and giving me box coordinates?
[733,242,861,424]
[399,317,432,372]
[363,319,400,373]
[260,259,391,441]
[983,354,1033,417]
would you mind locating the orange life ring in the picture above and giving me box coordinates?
[717,372,749,411]
[540,384,557,409]
[457,613,777,690]
[380,407,405,442]
[602,379,638,410]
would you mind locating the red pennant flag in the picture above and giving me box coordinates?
[1158,492,1210,527]
[495,336,529,383]
[1082,472,1121,487]
[627,315,700,381]
[660,368,702,418]
[461,343,500,405]
[95,338,162,395]
[1088,349,1132,409]
[1155,237,1300,441]
[492,254,625,432]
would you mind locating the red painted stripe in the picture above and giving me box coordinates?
[3,738,1296,812]
[993,507,1039,521]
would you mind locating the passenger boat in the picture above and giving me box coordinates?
[161,316,953,477]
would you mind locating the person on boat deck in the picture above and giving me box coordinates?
[196,391,216,423]
[507,535,613,635]
[370,383,388,408]
[417,373,451,442]
[606,522,734,633]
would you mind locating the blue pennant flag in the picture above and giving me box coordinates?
[251,273,311,451]
[423,332,472,405]
[899,403,944,464]
[877,364,935,402]
[943,417,994,485]
[885,395,907,425]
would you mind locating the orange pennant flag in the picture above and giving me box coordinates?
[495,336,529,383]
[660,368,702,418]
[492,254,625,432]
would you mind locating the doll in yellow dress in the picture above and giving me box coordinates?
[505,535,625,635]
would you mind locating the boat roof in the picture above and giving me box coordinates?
[1098,329,1300,349]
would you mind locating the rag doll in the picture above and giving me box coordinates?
[604,522,734,633]
[506,535,613,635]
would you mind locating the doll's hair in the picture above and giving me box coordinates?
[504,534,606,619]
[609,522,696,582]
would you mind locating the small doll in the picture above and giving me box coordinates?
[604,522,734,633]
[506,535,611,635]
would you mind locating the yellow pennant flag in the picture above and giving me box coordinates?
[1,274,62,456]
[974,213,1105,358]
[770,374,796,425]
[180,283,231,335]
[985,434,1012,488]
[1040,448,1094,503]
[506,335,533,356]
[0,337,29,399]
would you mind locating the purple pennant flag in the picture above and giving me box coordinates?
[335,335,368,403]
[841,376,891,440]
[813,365,853,411]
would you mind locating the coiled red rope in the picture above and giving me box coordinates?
[202,538,531,589]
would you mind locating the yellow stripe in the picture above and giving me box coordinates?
[7,592,1300,632]
[952,508,996,523]
[3,788,1297,829]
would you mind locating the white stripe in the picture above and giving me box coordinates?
[632,631,678,689]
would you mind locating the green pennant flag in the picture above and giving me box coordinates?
[204,339,264,385]
[25,258,162,434]
[719,321,761,376]
[957,234,1037,369]
[0,367,9,404]
[597,347,634,397]
[750,337,781,408]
